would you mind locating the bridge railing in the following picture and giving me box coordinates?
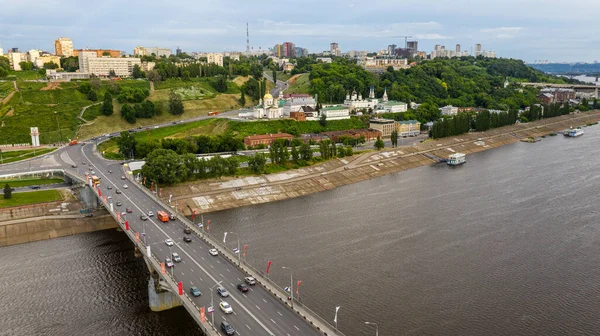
[122,168,344,336]
[89,179,219,336]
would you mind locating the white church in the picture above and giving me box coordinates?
[344,86,407,114]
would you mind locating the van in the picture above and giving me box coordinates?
[220,321,235,335]
[157,211,169,222]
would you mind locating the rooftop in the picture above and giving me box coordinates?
[244,133,293,141]
[322,105,348,111]
[398,120,420,124]
[370,118,396,124]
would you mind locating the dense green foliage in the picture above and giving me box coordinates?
[3,183,12,200]
[308,57,572,112]
[168,91,184,115]
[228,118,367,137]
[0,56,10,78]
[101,92,114,116]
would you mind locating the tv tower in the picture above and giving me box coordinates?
[246,22,250,53]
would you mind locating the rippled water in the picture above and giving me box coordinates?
[0,231,200,336]
[3,126,600,336]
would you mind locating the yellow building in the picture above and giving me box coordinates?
[207,53,224,67]
[35,56,61,69]
[398,120,421,136]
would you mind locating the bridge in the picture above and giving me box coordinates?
[0,143,342,336]
[518,82,599,99]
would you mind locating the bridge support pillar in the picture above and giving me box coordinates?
[148,272,182,312]
[79,186,99,209]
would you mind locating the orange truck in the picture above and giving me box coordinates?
[157,211,169,222]
[208,111,219,116]
[69,140,78,146]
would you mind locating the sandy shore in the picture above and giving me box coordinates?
[161,110,600,215]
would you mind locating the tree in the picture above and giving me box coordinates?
[87,90,98,101]
[300,143,312,161]
[375,136,384,150]
[319,113,327,127]
[117,131,138,158]
[291,144,299,163]
[102,51,111,56]
[345,146,353,156]
[141,149,187,185]
[391,130,398,147]
[146,69,161,82]
[101,92,114,116]
[239,90,246,106]
[120,104,136,123]
[168,91,184,115]
[136,139,161,159]
[132,64,145,79]
[212,75,228,93]
[108,69,117,78]
[248,153,267,173]
[43,61,59,69]
[3,183,11,200]
[78,82,92,94]
[19,61,34,71]
[272,69,277,84]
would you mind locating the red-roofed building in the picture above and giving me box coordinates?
[282,93,312,99]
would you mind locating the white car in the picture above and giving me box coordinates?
[123,184,128,189]
[172,252,181,262]
[208,248,218,256]
[147,211,154,217]
[244,277,256,285]
[219,301,233,314]
[165,258,174,268]
[165,239,174,246]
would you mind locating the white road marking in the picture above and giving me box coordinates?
[255,305,261,310]
[220,273,224,277]
[246,325,251,330]
[270,319,276,324]
[210,265,214,268]
[227,268,231,272]
[294,326,300,331]
[263,299,267,303]
[277,311,282,316]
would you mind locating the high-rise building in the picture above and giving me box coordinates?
[176,47,182,56]
[283,42,296,58]
[273,44,283,57]
[387,44,397,55]
[330,42,340,56]
[456,44,461,53]
[54,37,74,57]
[475,43,482,56]
[406,41,418,51]
[73,49,121,58]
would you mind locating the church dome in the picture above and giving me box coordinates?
[264,93,273,100]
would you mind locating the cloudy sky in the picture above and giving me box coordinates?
[1,0,599,62]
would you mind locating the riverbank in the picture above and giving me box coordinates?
[163,110,600,215]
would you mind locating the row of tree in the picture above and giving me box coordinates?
[141,149,240,185]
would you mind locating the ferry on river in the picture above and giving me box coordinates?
[447,153,466,166]
[564,127,584,137]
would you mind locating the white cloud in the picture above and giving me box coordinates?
[480,27,524,39]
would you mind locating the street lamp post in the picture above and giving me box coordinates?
[210,281,223,327]
[365,322,379,336]
[282,266,294,309]
[225,232,241,266]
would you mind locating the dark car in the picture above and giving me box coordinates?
[126,208,133,213]
[29,185,40,189]
[107,185,112,190]
[84,213,94,218]
[140,215,148,221]
[237,283,249,292]
[116,201,123,206]
[220,321,235,336]
[183,236,192,243]
[184,228,191,234]
[71,164,78,168]
[115,189,122,194]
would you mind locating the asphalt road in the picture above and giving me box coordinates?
[66,143,320,336]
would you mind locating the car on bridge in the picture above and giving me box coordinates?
[115,189,121,194]
[107,185,112,190]
[190,286,201,297]
[123,184,128,189]
[165,239,174,246]
[208,249,218,256]
[116,201,122,207]
[237,283,249,292]
[126,208,133,213]
[183,236,192,243]
[172,252,181,262]
[244,277,256,285]
[217,287,229,297]
[140,215,148,221]
[165,258,174,268]
[220,321,235,336]
[184,228,191,234]
[219,301,233,314]
[147,211,153,217]
[120,176,126,180]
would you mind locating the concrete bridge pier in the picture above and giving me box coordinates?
[78,186,99,209]
[148,271,183,312]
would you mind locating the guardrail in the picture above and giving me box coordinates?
[122,166,344,336]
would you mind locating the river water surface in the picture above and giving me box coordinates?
[2,125,600,336]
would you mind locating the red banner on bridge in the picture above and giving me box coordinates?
[266,260,272,274]
[135,232,140,242]
[243,244,248,257]
[160,262,165,274]
[200,307,206,322]
[177,282,183,295]
[125,221,129,231]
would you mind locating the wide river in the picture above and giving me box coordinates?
[2,125,600,336]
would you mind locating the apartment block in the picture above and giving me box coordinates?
[78,51,141,77]
[54,37,74,57]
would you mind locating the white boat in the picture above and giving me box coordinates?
[447,153,466,166]
[564,127,584,137]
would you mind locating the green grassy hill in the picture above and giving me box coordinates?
[285,73,310,94]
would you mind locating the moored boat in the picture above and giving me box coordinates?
[447,153,466,166]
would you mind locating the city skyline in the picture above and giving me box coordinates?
[1,0,599,62]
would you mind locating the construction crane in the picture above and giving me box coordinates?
[392,35,413,49]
